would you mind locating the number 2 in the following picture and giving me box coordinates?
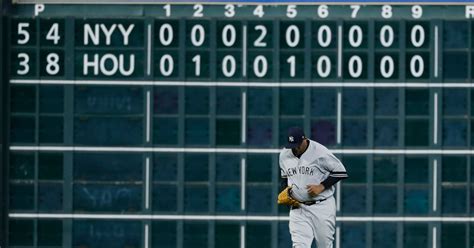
[193,4,203,17]
[254,25,267,47]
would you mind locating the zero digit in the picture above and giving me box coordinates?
[348,55,363,78]
[380,55,394,78]
[222,24,236,47]
[191,24,205,47]
[160,54,174,76]
[317,25,332,47]
[316,55,331,78]
[348,25,363,48]
[159,24,174,46]
[222,55,236,77]
[380,25,394,47]
[410,25,425,47]
[286,25,300,47]
[410,55,424,78]
[253,55,268,78]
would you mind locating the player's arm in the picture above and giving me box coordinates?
[280,175,288,191]
[320,152,348,189]
[307,152,348,196]
[279,154,289,191]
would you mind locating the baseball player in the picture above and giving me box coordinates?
[278,126,348,248]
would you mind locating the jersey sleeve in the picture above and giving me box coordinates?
[319,150,348,180]
[319,151,348,189]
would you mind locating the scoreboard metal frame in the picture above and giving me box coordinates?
[1,10,8,248]
[3,1,474,248]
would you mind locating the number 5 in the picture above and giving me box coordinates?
[287,5,297,18]
[17,23,30,45]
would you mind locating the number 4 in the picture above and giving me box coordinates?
[46,23,60,45]
[253,5,264,18]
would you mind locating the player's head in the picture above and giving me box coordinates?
[285,126,307,150]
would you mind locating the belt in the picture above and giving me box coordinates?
[291,198,327,210]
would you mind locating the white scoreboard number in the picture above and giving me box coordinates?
[16,22,62,76]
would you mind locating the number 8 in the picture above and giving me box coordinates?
[382,5,392,19]
[46,53,60,75]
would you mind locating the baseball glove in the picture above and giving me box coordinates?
[277,186,300,207]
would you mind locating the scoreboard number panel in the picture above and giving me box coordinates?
[12,4,474,82]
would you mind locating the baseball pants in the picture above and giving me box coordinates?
[289,196,336,248]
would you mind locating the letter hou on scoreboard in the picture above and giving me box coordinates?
[9,4,474,84]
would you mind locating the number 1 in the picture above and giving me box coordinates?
[287,56,296,77]
[192,55,201,76]
[163,4,171,17]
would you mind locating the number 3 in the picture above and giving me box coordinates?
[225,4,235,17]
[17,53,30,75]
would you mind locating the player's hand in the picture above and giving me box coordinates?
[306,184,325,197]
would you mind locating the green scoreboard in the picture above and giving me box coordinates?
[4,2,474,248]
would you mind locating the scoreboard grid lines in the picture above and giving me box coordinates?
[10,1,474,5]
[11,79,474,87]
[8,213,474,222]
[11,145,474,155]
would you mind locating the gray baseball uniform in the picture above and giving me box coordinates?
[279,139,348,248]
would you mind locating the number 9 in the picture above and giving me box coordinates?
[412,5,423,19]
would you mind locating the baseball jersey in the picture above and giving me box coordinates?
[279,139,348,202]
